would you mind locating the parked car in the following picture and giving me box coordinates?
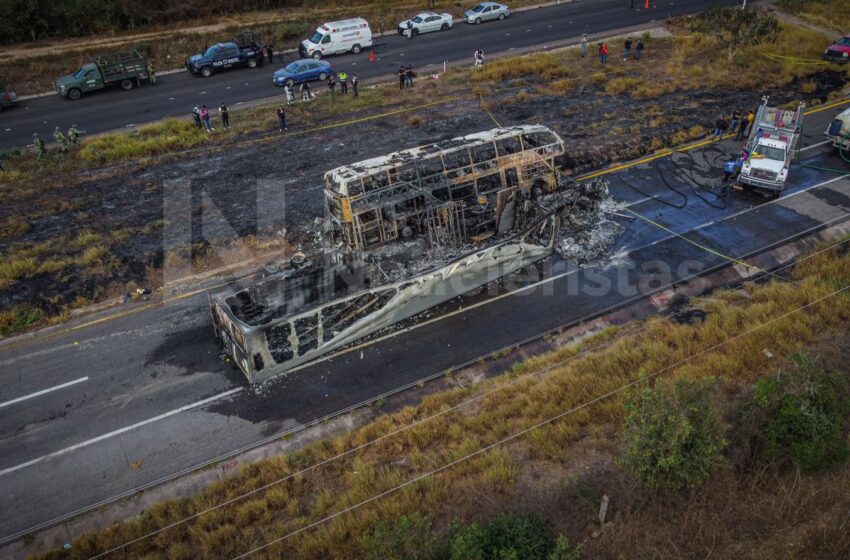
[823,35,850,63]
[464,2,510,25]
[273,59,333,87]
[397,12,453,36]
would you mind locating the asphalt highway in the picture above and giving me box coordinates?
[0,104,848,546]
[0,0,736,151]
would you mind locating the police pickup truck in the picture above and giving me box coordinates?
[186,33,264,78]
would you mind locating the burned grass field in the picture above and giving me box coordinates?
[0,24,847,335]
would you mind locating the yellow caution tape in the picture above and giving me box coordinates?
[625,207,787,281]
[479,94,502,127]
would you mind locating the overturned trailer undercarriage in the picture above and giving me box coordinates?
[210,125,614,383]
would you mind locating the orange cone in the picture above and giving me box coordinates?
[369,50,375,63]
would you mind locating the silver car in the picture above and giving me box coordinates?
[464,2,510,24]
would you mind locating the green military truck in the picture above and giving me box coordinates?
[0,84,18,112]
[55,50,153,100]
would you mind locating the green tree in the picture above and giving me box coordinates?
[749,353,850,472]
[688,6,781,61]
[623,377,727,491]
[362,512,436,560]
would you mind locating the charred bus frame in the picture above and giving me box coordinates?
[210,125,567,383]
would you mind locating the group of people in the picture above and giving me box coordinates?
[712,108,756,142]
[578,34,644,62]
[192,104,230,132]
[327,71,360,98]
[29,125,84,159]
[398,65,416,89]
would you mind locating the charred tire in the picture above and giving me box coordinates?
[248,58,258,69]
[200,66,212,78]
[120,79,134,90]
[498,13,505,20]
[351,44,362,54]
[318,72,328,81]
[67,88,82,101]
[441,23,449,31]
[475,17,482,24]
[312,51,323,60]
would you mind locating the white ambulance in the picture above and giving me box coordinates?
[299,18,373,60]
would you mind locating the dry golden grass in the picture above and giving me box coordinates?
[38,242,850,560]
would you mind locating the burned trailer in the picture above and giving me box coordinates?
[210,125,575,383]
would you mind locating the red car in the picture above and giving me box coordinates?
[823,35,850,63]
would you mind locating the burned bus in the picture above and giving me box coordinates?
[210,125,579,383]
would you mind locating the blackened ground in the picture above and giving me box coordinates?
[0,69,844,320]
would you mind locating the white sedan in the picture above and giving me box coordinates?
[397,12,454,37]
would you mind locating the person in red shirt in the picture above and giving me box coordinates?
[600,43,609,63]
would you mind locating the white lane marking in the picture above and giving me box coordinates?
[0,377,88,410]
[0,387,242,477]
[800,139,831,152]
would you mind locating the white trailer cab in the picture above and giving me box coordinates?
[825,107,850,152]
[299,18,372,60]
[737,97,805,198]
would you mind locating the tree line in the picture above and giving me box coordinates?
[0,0,309,44]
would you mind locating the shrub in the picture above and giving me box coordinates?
[362,512,436,560]
[0,304,44,336]
[622,377,727,491]
[445,513,556,560]
[748,353,850,472]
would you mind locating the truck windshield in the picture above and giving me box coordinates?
[309,31,324,44]
[73,68,87,79]
[839,37,850,46]
[755,145,786,161]
[204,46,220,58]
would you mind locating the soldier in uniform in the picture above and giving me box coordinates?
[300,81,311,102]
[68,125,84,147]
[147,62,157,84]
[53,126,69,153]
[192,106,202,128]
[33,133,46,159]
[351,74,359,98]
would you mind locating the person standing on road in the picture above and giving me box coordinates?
[200,105,214,132]
[300,81,311,102]
[53,126,69,152]
[33,133,46,159]
[192,106,202,128]
[352,74,359,97]
[147,62,157,84]
[623,37,632,61]
[405,65,415,88]
[398,66,407,89]
[68,125,84,147]
[579,34,589,59]
[630,0,635,9]
[339,71,349,94]
[277,106,287,131]
[635,38,644,60]
[219,103,230,129]
[405,20,414,40]
[285,83,295,105]
[327,74,336,100]
[267,44,275,64]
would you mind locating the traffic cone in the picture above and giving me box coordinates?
[369,50,375,63]
[644,0,649,8]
